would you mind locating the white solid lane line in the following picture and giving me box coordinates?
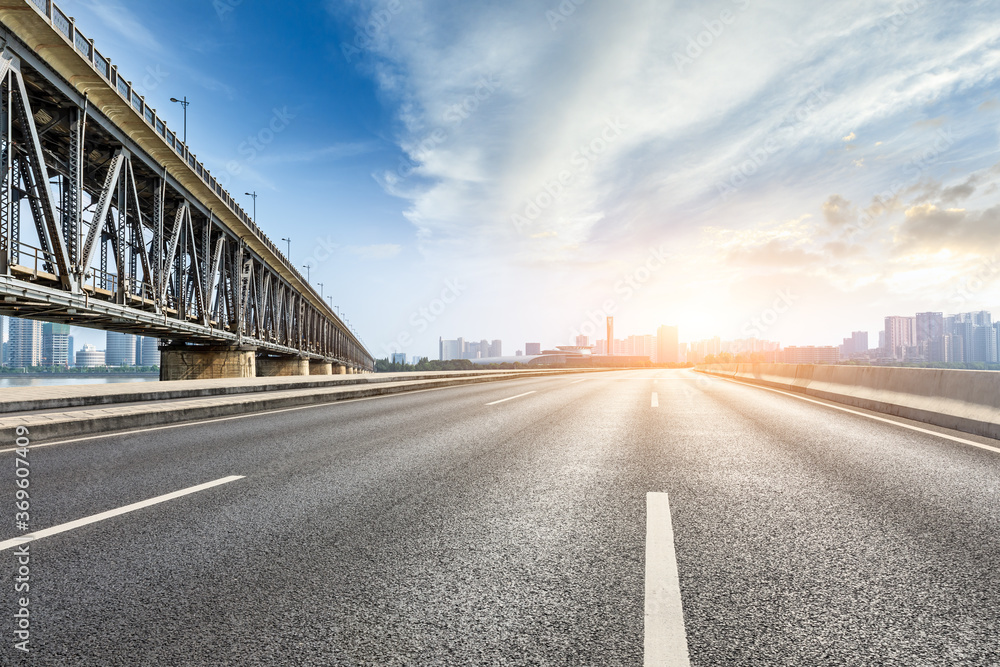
[651,392,659,408]
[570,379,587,384]
[485,391,536,406]
[645,492,691,667]
[0,476,245,551]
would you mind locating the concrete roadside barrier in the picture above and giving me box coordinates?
[0,368,612,443]
[697,363,1000,440]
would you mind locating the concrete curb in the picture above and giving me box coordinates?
[2,369,606,443]
[0,369,600,414]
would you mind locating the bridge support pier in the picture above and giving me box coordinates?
[159,345,256,381]
[309,361,333,376]
[256,355,309,377]
[333,364,347,375]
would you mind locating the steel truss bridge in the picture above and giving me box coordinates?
[0,0,374,372]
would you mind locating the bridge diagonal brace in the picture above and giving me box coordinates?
[207,235,224,323]
[184,210,206,324]
[79,149,125,283]
[159,202,186,304]
[125,157,152,301]
[10,60,72,289]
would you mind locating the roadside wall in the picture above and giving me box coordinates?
[697,363,1000,440]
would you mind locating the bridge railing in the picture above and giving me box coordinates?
[21,0,324,314]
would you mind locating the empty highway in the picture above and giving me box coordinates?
[2,369,999,665]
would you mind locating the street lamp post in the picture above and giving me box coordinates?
[280,237,291,260]
[302,264,310,282]
[245,191,257,222]
[317,282,324,299]
[169,96,190,144]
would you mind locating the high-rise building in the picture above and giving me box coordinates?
[390,352,407,364]
[75,344,105,367]
[915,312,943,359]
[575,334,589,348]
[884,316,916,360]
[525,343,541,356]
[949,334,965,364]
[8,317,42,367]
[106,331,136,366]
[606,317,614,356]
[656,325,679,364]
[139,336,160,366]
[439,337,464,361]
[915,312,943,346]
[851,331,868,357]
[489,340,502,357]
[41,322,71,366]
[971,325,998,363]
[67,335,75,366]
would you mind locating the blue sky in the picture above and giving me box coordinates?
[62,0,1000,358]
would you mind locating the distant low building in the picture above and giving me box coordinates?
[76,345,106,368]
[782,346,840,364]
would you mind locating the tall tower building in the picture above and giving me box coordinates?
[607,317,614,356]
[656,325,679,364]
[106,331,136,366]
[884,316,916,360]
[8,317,42,367]
[41,322,71,366]
[141,336,160,367]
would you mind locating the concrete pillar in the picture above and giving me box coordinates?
[309,360,333,375]
[159,345,256,381]
[334,364,347,375]
[256,355,309,377]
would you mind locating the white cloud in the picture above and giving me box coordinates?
[335,1,1000,345]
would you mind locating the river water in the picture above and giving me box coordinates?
[0,376,158,388]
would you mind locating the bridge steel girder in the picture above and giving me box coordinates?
[0,4,373,370]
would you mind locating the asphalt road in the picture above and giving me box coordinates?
[1,369,998,665]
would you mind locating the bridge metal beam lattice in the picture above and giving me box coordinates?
[0,3,373,371]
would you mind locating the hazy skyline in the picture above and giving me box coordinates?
[61,0,1000,360]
